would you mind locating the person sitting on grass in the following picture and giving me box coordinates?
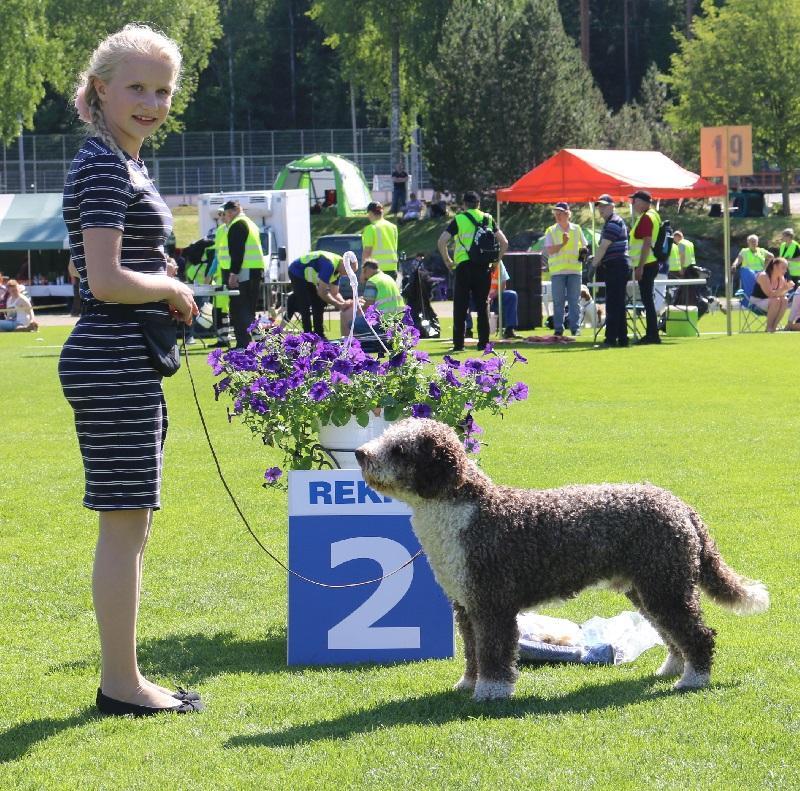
[0,279,38,332]
[749,257,793,333]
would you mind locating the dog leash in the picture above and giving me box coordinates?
[180,324,423,589]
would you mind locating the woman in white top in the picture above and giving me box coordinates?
[0,280,38,331]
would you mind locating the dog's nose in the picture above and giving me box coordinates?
[354,448,366,464]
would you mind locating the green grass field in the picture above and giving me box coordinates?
[2,315,798,790]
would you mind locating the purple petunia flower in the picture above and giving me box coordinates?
[411,403,432,418]
[364,305,380,326]
[264,466,283,483]
[361,357,382,374]
[413,350,430,362]
[331,370,350,384]
[332,358,354,376]
[266,378,290,400]
[261,353,281,373]
[388,351,407,368]
[443,368,461,388]
[510,382,529,401]
[214,376,232,400]
[283,335,303,351]
[513,350,528,363]
[464,437,481,454]
[463,358,485,373]
[309,381,331,401]
[442,355,461,369]
[401,306,415,326]
[250,396,269,414]
[428,381,442,400]
[482,342,494,356]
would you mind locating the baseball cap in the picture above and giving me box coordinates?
[552,201,570,212]
[222,199,241,211]
[596,194,615,206]
[629,190,652,202]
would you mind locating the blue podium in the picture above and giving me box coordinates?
[287,470,454,665]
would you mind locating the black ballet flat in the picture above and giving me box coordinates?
[173,686,202,702]
[96,688,203,717]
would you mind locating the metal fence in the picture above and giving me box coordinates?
[0,128,431,198]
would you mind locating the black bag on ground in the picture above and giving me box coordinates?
[462,212,500,266]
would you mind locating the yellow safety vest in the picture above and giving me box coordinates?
[362,217,398,273]
[367,271,404,316]
[740,247,767,272]
[298,251,343,285]
[453,209,495,266]
[780,240,800,277]
[668,239,694,272]
[215,224,229,271]
[545,222,584,274]
[629,208,661,267]
[223,214,265,271]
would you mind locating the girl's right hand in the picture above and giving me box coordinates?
[169,281,198,325]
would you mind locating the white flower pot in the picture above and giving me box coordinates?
[318,413,390,469]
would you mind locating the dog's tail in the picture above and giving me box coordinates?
[694,514,769,615]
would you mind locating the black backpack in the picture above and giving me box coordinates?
[462,211,499,267]
[653,219,674,264]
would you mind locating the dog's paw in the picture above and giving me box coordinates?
[655,652,684,678]
[454,675,476,692]
[473,678,516,701]
[673,663,710,691]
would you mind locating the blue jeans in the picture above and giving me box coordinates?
[465,289,518,330]
[0,319,17,331]
[550,273,581,333]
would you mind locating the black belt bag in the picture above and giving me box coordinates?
[82,303,181,377]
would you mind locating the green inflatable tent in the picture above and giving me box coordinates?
[273,153,372,217]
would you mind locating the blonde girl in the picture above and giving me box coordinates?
[59,24,201,717]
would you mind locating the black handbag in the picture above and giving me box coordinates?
[139,318,180,377]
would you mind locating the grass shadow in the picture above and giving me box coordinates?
[136,631,290,683]
[0,709,98,764]
[225,676,704,749]
[48,632,291,686]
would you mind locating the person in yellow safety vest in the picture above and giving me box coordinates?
[362,201,399,279]
[437,190,508,352]
[286,250,351,338]
[182,239,215,345]
[220,199,265,348]
[668,230,695,278]
[352,259,404,338]
[543,201,589,336]
[778,228,800,283]
[359,259,404,317]
[629,190,662,345]
[732,233,773,275]
[210,210,233,347]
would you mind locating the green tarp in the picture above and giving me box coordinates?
[0,193,68,250]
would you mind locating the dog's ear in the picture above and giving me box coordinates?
[413,427,468,499]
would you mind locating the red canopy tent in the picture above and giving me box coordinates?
[496,148,724,204]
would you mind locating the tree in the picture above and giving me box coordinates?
[308,0,448,163]
[668,0,800,214]
[424,0,608,195]
[0,1,53,143]
[10,0,220,141]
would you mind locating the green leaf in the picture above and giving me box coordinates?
[331,405,351,427]
[356,411,370,428]
[384,404,403,422]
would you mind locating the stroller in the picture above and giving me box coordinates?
[401,261,441,338]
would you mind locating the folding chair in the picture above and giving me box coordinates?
[737,267,767,333]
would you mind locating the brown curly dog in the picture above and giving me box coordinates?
[355,418,769,701]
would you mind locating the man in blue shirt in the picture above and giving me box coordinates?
[286,251,351,337]
[592,195,630,347]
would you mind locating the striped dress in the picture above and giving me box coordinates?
[59,137,173,511]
